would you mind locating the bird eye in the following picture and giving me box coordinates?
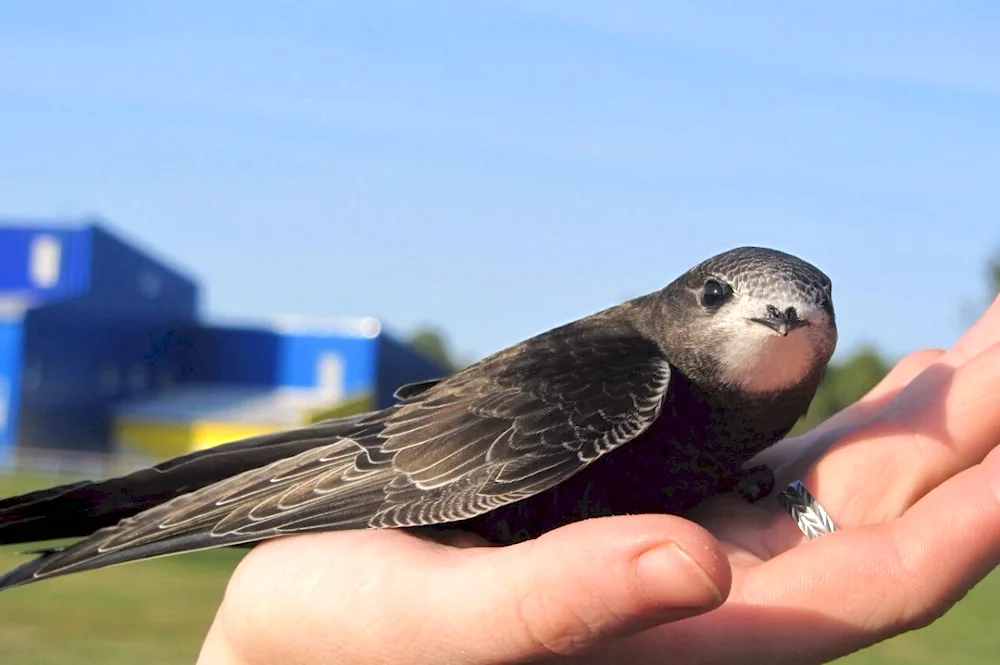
[700,279,730,309]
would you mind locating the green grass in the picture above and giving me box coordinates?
[0,471,245,665]
[0,471,997,664]
[835,572,1000,664]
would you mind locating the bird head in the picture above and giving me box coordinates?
[658,246,838,396]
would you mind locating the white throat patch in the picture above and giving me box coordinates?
[709,295,833,395]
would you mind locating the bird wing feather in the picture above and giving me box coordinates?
[0,321,672,588]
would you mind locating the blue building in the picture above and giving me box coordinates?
[0,219,448,466]
[113,317,444,460]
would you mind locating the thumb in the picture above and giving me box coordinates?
[200,515,730,665]
[428,514,731,662]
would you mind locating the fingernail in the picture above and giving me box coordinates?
[635,543,722,609]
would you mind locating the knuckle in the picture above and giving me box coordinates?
[880,526,976,633]
[511,580,617,657]
[887,550,939,630]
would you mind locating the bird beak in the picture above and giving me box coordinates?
[750,308,810,337]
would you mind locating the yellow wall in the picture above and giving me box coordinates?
[114,418,286,459]
[114,391,377,460]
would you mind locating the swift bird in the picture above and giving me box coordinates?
[0,246,837,590]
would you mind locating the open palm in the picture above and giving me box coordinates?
[198,296,1000,665]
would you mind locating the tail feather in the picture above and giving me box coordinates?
[0,529,262,592]
[0,446,393,591]
[0,411,389,546]
[0,480,92,511]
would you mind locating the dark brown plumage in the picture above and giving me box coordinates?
[0,246,837,590]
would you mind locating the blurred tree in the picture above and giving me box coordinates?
[959,247,1000,324]
[988,249,1000,298]
[407,326,464,372]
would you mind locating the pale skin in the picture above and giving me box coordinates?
[198,295,1000,665]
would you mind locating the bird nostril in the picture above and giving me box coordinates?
[767,305,781,318]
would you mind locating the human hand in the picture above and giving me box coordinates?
[576,292,1000,664]
[196,505,733,663]
[198,296,1000,665]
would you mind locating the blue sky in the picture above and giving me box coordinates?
[1,1,998,362]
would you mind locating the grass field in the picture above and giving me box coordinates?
[0,471,997,664]
[0,472,244,664]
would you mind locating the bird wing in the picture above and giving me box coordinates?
[392,377,446,400]
[0,320,672,589]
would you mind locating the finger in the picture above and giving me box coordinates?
[204,517,731,665]
[799,292,1000,468]
[853,347,945,406]
[772,443,1000,658]
[833,294,1000,493]
[804,339,1000,527]
[935,293,1000,367]
[628,447,1000,665]
[431,514,731,663]
[883,444,1000,624]
[751,347,946,486]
